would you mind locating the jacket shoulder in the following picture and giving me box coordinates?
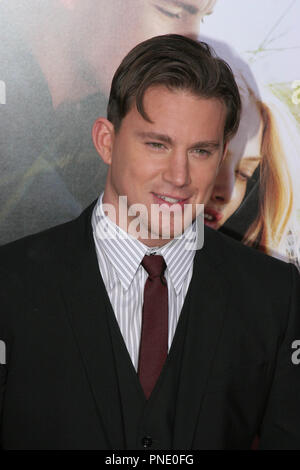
[203,224,296,281]
[0,218,73,271]
[0,200,96,275]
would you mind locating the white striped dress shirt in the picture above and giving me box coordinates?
[91,193,197,371]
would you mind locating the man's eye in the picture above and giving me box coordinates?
[146,142,166,149]
[153,4,182,19]
[192,149,211,157]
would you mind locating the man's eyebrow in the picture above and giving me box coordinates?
[158,0,199,15]
[136,131,174,145]
[136,132,221,150]
[191,140,221,150]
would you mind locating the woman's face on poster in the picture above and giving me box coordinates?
[68,0,216,95]
[204,98,263,230]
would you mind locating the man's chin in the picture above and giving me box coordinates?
[127,215,195,243]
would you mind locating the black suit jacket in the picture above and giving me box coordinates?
[0,200,300,450]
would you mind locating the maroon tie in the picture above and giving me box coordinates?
[138,255,168,399]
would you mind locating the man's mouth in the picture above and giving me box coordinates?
[152,193,189,206]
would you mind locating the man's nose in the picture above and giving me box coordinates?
[162,152,191,187]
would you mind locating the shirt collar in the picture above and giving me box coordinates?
[92,192,198,294]
[159,222,197,294]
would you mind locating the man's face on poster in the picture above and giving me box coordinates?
[65,0,216,95]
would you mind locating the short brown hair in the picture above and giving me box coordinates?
[107,34,241,141]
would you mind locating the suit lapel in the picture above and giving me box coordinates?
[58,201,125,449]
[173,227,230,449]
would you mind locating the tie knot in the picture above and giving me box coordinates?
[141,255,166,280]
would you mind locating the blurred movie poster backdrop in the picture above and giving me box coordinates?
[0,0,299,268]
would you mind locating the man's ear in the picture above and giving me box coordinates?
[92,118,115,165]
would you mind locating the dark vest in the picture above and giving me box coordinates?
[104,290,192,450]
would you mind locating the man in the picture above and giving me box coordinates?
[0,0,217,245]
[0,34,300,450]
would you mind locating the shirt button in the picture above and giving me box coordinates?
[141,436,153,448]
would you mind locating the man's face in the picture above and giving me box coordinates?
[102,86,227,246]
[69,0,216,95]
